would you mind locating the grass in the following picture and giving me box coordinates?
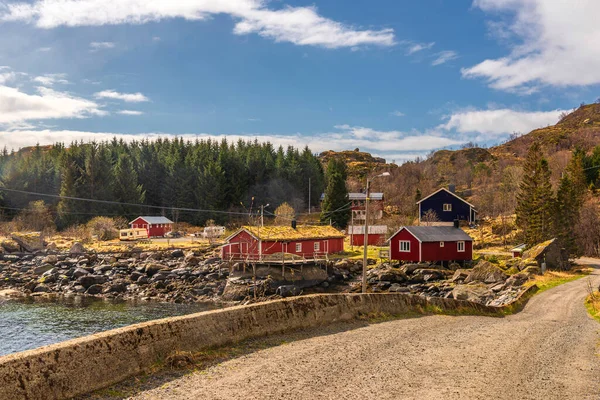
[585,291,600,323]
[524,268,591,293]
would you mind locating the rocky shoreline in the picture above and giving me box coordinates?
[0,241,540,307]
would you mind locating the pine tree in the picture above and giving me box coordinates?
[320,158,350,228]
[515,142,555,245]
[113,153,145,218]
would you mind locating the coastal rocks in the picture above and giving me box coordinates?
[69,242,87,255]
[452,284,494,303]
[465,260,508,284]
[33,264,54,275]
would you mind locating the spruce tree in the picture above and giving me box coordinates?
[320,158,350,228]
[113,153,145,218]
[515,142,555,245]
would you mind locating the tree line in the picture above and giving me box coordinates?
[0,138,324,229]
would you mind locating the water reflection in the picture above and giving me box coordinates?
[0,296,222,356]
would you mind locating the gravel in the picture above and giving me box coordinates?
[128,264,600,400]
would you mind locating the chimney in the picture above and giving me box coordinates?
[448,184,456,193]
[453,219,459,229]
[291,220,297,229]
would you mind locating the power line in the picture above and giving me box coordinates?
[0,187,251,216]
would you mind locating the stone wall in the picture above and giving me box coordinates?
[0,288,536,400]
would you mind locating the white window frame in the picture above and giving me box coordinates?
[457,241,465,252]
[295,243,302,252]
[314,242,320,252]
[399,241,411,252]
[440,241,444,247]
[443,203,452,212]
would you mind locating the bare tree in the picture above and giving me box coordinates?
[422,209,439,226]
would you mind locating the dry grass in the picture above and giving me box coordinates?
[585,291,600,323]
[524,268,591,293]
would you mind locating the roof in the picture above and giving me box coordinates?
[227,225,346,241]
[130,216,174,225]
[347,225,388,235]
[390,226,473,242]
[320,192,384,201]
[416,188,476,208]
[510,244,527,252]
[523,238,556,259]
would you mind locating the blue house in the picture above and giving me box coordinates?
[417,188,477,225]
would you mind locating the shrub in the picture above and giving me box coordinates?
[14,201,55,234]
[86,217,120,241]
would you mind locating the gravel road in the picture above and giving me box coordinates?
[132,264,600,400]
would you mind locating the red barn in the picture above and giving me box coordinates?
[388,225,473,263]
[348,225,387,246]
[222,225,345,261]
[129,216,174,238]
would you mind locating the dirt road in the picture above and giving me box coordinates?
[132,265,600,400]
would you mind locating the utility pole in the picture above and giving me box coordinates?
[362,172,390,294]
[261,205,264,227]
[362,180,370,294]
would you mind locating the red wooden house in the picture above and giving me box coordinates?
[129,216,174,238]
[388,225,473,263]
[222,225,345,260]
[348,225,387,246]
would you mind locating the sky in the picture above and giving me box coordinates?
[0,0,599,163]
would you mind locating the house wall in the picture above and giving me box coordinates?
[350,233,386,246]
[130,218,172,238]
[389,229,421,262]
[222,230,260,259]
[419,191,472,223]
[420,240,473,262]
[262,238,344,257]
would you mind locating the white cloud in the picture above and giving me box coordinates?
[94,90,149,103]
[117,110,144,116]
[36,46,52,52]
[390,111,405,117]
[407,42,435,55]
[464,0,600,91]
[432,50,458,66]
[439,108,567,138]
[0,0,395,49]
[32,73,69,86]
[0,71,16,84]
[0,85,105,126]
[89,41,115,51]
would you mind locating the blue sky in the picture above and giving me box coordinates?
[0,0,599,162]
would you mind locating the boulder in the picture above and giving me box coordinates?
[276,285,302,297]
[42,255,58,265]
[69,242,86,255]
[400,263,430,275]
[33,264,53,275]
[413,268,445,281]
[86,284,103,295]
[522,265,542,276]
[465,260,508,284]
[452,284,494,304]
[375,268,408,283]
[389,284,410,293]
[452,269,470,282]
[145,263,167,276]
[504,272,530,287]
[72,267,89,278]
[33,284,51,293]
[171,249,185,258]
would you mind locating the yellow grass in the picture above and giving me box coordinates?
[241,225,345,241]
[524,269,591,293]
[585,291,600,323]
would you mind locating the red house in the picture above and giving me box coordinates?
[129,216,174,238]
[348,225,387,246]
[388,225,473,263]
[222,225,345,261]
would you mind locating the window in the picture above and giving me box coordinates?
[295,243,302,252]
[457,241,465,252]
[399,241,410,252]
[314,242,320,252]
[443,203,452,212]
[440,241,444,247]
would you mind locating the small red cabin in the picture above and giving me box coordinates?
[222,225,345,261]
[130,216,174,238]
[348,225,387,246]
[388,225,473,263]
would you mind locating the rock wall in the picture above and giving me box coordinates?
[0,289,536,400]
